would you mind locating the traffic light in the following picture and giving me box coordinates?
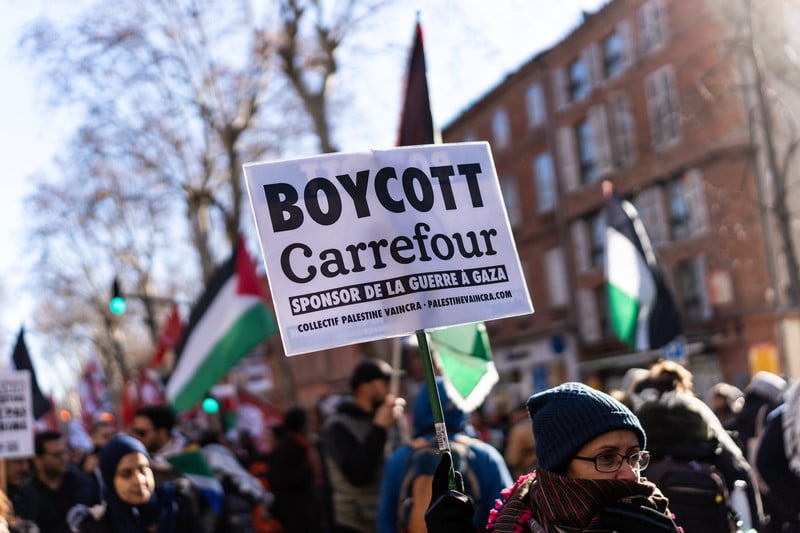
[110,277,127,315]
[202,397,220,414]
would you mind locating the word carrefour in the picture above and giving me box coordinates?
[261,163,499,284]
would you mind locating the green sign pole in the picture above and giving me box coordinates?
[415,329,456,489]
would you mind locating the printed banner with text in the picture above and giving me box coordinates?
[244,142,533,355]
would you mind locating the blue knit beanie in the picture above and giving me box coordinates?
[527,382,646,474]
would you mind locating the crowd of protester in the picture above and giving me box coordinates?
[1,357,798,533]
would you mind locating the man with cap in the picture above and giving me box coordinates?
[322,358,406,533]
[424,382,681,532]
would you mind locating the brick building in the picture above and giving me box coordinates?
[441,0,800,403]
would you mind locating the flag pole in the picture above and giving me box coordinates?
[415,329,456,489]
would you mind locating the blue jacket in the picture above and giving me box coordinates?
[377,378,512,532]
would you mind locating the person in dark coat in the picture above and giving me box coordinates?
[268,407,323,532]
[632,360,764,530]
[67,434,205,533]
[322,359,406,533]
[425,382,681,533]
[13,431,100,533]
[756,380,800,532]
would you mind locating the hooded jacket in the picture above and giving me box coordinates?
[377,378,512,533]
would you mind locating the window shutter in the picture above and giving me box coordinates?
[637,3,650,56]
[686,169,708,236]
[557,126,579,192]
[695,255,712,320]
[645,71,664,146]
[545,247,570,308]
[571,220,590,273]
[577,288,602,342]
[609,92,637,167]
[655,0,670,48]
[553,67,567,110]
[586,43,603,88]
[618,19,635,70]
[590,105,613,177]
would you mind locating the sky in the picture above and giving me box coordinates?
[0,0,608,396]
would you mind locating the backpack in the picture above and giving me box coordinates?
[397,435,480,533]
[644,456,738,533]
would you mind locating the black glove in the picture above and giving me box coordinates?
[424,451,476,533]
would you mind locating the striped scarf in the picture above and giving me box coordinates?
[487,469,670,533]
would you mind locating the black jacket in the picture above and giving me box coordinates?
[14,463,100,533]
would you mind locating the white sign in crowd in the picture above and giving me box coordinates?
[0,370,35,459]
[245,142,533,355]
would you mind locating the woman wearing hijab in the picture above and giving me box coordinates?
[68,434,204,533]
[425,382,681,532]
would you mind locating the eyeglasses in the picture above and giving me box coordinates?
[573,450,650,473]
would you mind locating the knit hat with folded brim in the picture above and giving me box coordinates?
[527,382,646,474]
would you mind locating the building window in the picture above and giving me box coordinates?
[668,179,692,241]
[526,83,546,127]
[577,119,598,184]
[569,57,589,102]
[634,186,667,246]
[638,0,669,55]
[545,247,570,308]
[591,211,606,269]
[492,108,511,148]
[501,174,520,226]
[609,92,637,167]
[646,65,681,147]
[675,257,709,321]
[667,169,708,241]
[604,31,624,78]
[534,153,557,212]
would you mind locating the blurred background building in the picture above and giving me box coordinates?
[435,0,800,405]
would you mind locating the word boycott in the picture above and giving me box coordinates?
[263,162,486,232]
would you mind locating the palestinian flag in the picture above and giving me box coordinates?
[604,184,682,350]
[166,236,277,412]
[429,322,498,412]
[166,449,223,514]
[398,21,496,412]
[397,20,435,146]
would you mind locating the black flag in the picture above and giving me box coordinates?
[11,327,51,419]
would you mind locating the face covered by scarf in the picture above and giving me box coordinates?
[488,469,677,533]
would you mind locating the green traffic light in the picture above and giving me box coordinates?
[202,397,219,414]
[110,277,126,315]
[110,296,127,315]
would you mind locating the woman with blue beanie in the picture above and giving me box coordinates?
[425,382,681,532]
[67,434,205,533]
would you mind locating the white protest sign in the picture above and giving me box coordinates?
[244,142,533,355]
[0,371,35,458]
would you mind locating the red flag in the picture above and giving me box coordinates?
[149,303,184,370]
[137,367,167,407]
[236,388,283,454]
[120,377,137,429]
[397,21,435,146]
